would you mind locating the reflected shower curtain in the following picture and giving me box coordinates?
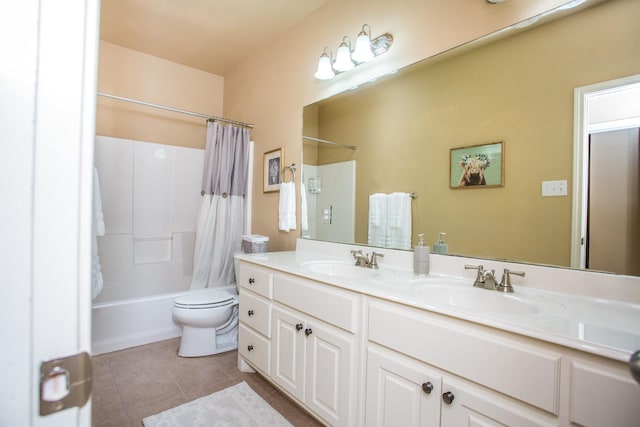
[191,121,250,289]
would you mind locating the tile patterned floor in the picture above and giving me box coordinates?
[92,338,323,426]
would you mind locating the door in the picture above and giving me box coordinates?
[587,128,640,275]
[365,346,441,427]
[271,306,306,401]
[0,0,99,426]
[304,318,355,427]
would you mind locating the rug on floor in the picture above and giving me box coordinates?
[142,381,293,427]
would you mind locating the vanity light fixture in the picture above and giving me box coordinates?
[314,47,336,80]
[314,24,393,80]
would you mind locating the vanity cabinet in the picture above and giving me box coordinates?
[237,263,273,374]
[271,273,360,427]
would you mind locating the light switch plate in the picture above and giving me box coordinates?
[542,180,567,197]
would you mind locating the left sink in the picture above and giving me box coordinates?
[301,261,385,279]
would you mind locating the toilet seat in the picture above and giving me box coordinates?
[174,289,236,310]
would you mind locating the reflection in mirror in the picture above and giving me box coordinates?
[301,0,640,276]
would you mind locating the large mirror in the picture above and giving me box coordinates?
[302,0,640,276]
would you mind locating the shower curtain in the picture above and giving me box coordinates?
[191,121,250,289]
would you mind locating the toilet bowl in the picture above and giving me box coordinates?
[173,288,239,357]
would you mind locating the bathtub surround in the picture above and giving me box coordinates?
[93,136,203,302]
[192,122,251,289]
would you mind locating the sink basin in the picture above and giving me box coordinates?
[418,285,543,315]
[301,261,386,279]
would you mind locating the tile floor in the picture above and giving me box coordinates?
[92,338,323,426]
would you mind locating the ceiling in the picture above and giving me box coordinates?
[100,0,327,76]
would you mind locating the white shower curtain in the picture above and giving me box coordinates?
[191,121,250,289]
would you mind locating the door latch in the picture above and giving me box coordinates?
[40,352,92,416]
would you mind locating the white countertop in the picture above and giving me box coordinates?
[236,245,640,363]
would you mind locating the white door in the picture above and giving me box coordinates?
[271,306,306,401]
[365,346,441,427]
[0,0,99,426]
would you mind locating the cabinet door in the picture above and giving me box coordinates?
[271,305,306,401]
[440,377,556,427]
[366,345,441,427]
[304,318,355,427]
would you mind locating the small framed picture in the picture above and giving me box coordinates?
[263,148,283,192]
[450,141,504,189]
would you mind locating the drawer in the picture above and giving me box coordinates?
[570,360,640,427]
[238,263,273,299]
[238,323,271,375]
[239,289,272,338]
[368,300,561,414]
[273,273,360,333]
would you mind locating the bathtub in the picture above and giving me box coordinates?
[92,286,237,355]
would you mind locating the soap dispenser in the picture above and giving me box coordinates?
[413,234,430,275]
[433,232,448,254]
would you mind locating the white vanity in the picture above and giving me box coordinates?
[236,239,640,426]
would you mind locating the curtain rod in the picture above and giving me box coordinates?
[302,135,357,150]
[97,92,254,129]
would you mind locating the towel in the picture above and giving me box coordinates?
[368,193,388,247]
[278,181,297,232]
[92,167,105,299]
[386,192,412,250]
[300,182,308,231]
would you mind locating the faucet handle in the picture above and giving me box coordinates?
[497,268,525,293]
[369,252,384,269]
[465,264,485,288]
[350,249,363,257]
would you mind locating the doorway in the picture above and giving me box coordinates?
[572,75,640,274]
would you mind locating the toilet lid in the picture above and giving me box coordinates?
[174,289,235,309]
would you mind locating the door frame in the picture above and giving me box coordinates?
[571,74,640,269]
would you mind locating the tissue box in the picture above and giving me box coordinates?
[241,234,269,253]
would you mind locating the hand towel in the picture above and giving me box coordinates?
[92,167,105,299]
[385,192,412,250]
[93,167,105,236]
[368,193,388,247]
[279,181,297,232]
[300,182,308,231]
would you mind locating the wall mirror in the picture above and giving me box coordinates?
[302,0,640,277]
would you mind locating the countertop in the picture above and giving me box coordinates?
[236,249,640,362]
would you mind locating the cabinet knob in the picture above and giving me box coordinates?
[247,345,254,352]
[305,328,313,336]
[421,382,434,394]
[442,391,455,405]
[296,323,303,331]
[248,310,254,316]
[248,278,255,284]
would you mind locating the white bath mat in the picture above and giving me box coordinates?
[142,381,293,427]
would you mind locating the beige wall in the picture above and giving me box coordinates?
[310,0,640,267]
[222,0,583,251]
[96,41,224,149]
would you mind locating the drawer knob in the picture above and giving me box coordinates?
[248,310,254,316]
[248,278,255,284]
[296,323,303,331]
[442,391,454,405]
[304,328,313,336]
[247,345,254,352]
[422,382,433,394]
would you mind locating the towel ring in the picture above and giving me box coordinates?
[283,163,296,183]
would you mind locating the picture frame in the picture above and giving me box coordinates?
[450,141,504,189]
[263,148,283,192]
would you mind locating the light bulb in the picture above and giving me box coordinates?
[333,42,354,72]
[314,53,335,80]
[352,31,374,63]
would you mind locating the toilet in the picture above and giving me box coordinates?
[173,288,239,357]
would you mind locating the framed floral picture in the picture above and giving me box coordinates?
[263,148,283,192]
[450,141,504,189]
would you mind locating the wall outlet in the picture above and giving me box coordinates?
[541,180,567,197]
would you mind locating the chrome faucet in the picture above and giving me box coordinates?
[483,269,499,290]
[350,250,384,269]
[465,264,485,288]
